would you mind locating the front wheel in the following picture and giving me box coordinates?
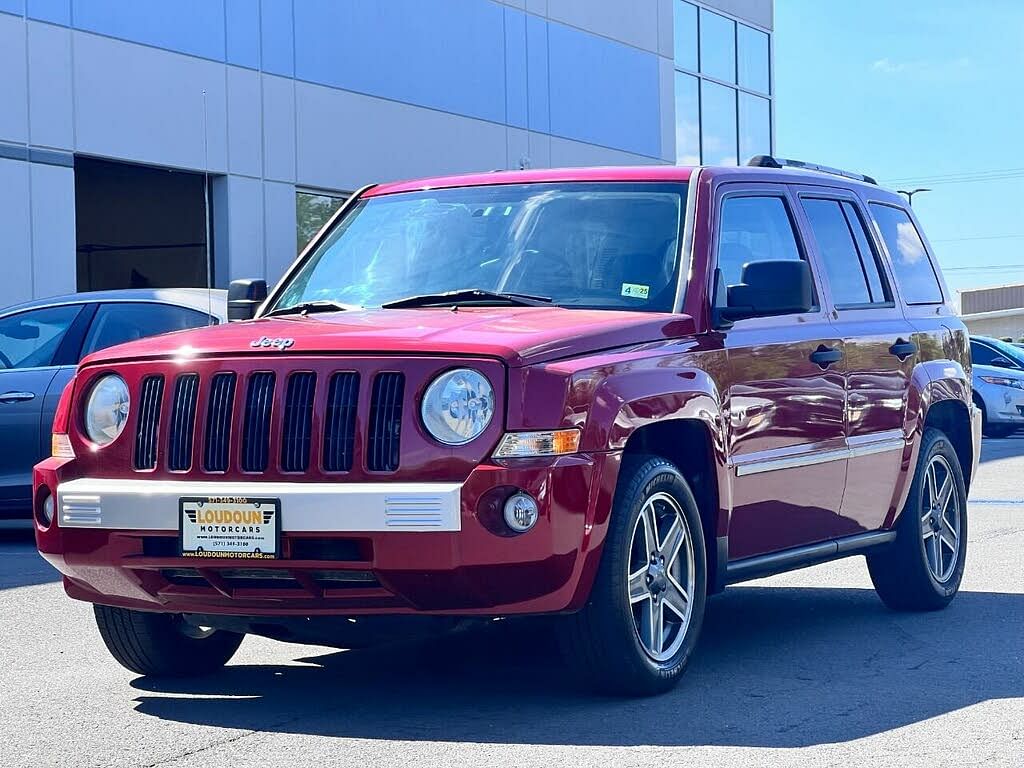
[94,605,244,677]
[867,428,967,611]
[557,455,707,696]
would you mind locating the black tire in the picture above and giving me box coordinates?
[94,605,244,677]
[557,455,707,696]
[867,428,967,611]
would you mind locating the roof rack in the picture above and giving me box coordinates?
[747,155,878,185]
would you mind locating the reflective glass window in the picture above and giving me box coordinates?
[738,92,770,163]
[701,81,738,165]
[738,25,770,94]
[869,204,943,304]
[675,72,700,165]
[699,9,736,83]
[674,1,698,72]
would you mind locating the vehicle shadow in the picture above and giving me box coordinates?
[130,586,1024,748]
[0,525,60,590]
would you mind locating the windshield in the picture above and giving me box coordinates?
[270,182,687,313]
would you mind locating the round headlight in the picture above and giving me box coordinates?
[84,374,130,446]
[421,368,494,445]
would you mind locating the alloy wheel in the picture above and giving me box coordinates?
[627,491,696,662]
[920,454,961,582]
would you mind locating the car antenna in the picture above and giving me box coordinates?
[202,88,214,326]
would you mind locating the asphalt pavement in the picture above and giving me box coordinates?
[1,438,1021,767]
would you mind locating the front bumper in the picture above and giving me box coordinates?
[34,454,620,617]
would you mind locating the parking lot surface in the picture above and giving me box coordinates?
[2,438,1022,768]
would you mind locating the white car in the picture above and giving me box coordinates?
[970,336,1024,437]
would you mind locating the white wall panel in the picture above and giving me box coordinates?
[29,162,76,298]
[226,65,261,177]
[73,31,227,172]
[261,74,296,183]
[295,81,506,191]
[546,0,660,53]
[27,21,73,150]
[0,158,32,307]
[218,174,264,282]
[0,13,29,144]
[263,180,297,284]
[549,135,662,167]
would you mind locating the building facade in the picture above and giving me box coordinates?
[960,283,1024,341]
[0,0,773,308]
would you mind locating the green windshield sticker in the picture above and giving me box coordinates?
[621,283,650,300]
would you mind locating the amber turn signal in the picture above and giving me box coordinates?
[493,429,581,458]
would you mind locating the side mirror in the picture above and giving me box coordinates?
[719,260,813,322]
[990,356,1017,369]
[227,279,268,321]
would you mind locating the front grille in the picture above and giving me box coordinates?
[242,372,275,472]
[367,372,404,472]
[323,372,359,471]
[133,376,164,470]
[130,366,416,475]
[167,374,199,471]
[203,373,236,472]
[280,372,316,472]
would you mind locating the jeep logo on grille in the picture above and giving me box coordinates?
[250,336,295,351]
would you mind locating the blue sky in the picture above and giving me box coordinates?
[774,0,1024,303]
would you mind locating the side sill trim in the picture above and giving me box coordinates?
[734,434,904,477]
[725,529,897,584]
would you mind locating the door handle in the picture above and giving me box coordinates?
[0,391,35,403]
[889,338,917,361]
[810,345,843,369]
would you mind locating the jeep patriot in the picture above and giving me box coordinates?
[34,158,981,694]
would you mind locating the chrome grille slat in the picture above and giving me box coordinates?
[167,374,199,471]
[203,373,236,472]
[133,376,164,470]
[367,372,404,472]
[281,372,316,472]
[323,372,359,472]
[242,372,275,472]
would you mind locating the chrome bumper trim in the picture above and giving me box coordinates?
[56,478,463,532]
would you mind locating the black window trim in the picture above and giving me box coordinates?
[867,200,945,306]
[797,192,896,312]
[712,185,822,317]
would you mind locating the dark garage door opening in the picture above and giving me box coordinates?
[75,158,212,292]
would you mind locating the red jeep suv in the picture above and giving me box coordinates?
[33,158,981,695]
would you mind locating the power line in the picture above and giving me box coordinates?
[883,166,1024,184]
[931,234,1024,243]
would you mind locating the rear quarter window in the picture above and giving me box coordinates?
[869,203,943,305]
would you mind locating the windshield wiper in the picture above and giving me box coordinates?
[264,300,358,317]
[381,288,553,309]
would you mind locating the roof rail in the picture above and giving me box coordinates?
[747,155,878,185]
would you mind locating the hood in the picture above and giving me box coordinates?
[79,307,696,368]
[974,363,1024,380]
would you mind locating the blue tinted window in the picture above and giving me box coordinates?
[737,25,770,94]
[699,9,736,83]
[0,305,82,370]
[674,1,698,72]
[675,72,700,165]
[701,81,737,165]
[717,196,804,288]
[802,199,872,307]
[738,92,770,163]
[82,303,211,358]
[870,204,943,304]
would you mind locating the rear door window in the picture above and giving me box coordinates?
[81,303,212,358]
[802,198,892,308]
[869,203,943,304]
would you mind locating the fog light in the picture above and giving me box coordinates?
[37,491,54,527]
[503,492,539,533]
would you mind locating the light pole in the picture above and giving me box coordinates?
[897,188,931,206]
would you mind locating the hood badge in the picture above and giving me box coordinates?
[251,336,295,351]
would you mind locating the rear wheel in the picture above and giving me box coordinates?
[557,456,707,695]
[867,428,967,611]
[94,605,244,677]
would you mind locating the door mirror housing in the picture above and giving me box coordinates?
[227,279,268,321]
[718,260,813,323]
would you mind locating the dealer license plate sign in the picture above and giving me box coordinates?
[179,497,280,559]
